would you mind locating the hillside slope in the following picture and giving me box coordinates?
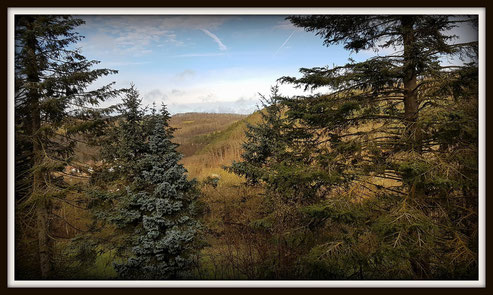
[170,113,247,157]
[177,111,262,181]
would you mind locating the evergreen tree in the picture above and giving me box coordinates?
[229,87,333,278]
[92,91,199,279]
[232,15,478,279]
[229,87,287,185]
[230,86,330,204]
[15,15,120,278]
[116,106,198,279]
[99,85,147,184]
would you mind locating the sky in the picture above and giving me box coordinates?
[75,15,478,115]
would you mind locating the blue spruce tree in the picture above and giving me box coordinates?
[112,104,199,279]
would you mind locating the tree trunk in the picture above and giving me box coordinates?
[25,18,52,278]
[401,16,426,199]
[31,73,52,279]
[401,16,421,152]
[36,200,51,278]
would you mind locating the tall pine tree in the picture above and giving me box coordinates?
[15,15,120,278]
[232,15,478,279]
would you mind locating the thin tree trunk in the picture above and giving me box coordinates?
[26,18,52,278]
[32,86,52,279]
[401,16,421,152]
[32,100,52,279]
[36,200,51,278]
[401,18,426,199]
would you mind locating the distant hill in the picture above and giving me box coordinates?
[175,111,262,181]
[73,111,259,181]
[170,112,247,157]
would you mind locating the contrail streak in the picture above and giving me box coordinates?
[201,29,227,51]
[274,30,295,56]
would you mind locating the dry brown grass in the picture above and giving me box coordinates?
[170,112,246,157]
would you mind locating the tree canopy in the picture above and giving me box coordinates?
[230,15,478,279]
[89,87,200,279]
[15,15,121,278]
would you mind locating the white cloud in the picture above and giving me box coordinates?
[79,15,233,56]
[171,89,186,96]
[142,89,168,106]
[174,70,196,80]
[199,93,217,103]
[134,69,331,114]
[166,99,259,115]
[80,25,176,56]
[200,29,228,51]
[87,66,333,115]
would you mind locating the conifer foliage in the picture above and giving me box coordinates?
[94,87,200,279]
[231,15,478,279]
[14,14,479,281]
[14,15,120,278]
